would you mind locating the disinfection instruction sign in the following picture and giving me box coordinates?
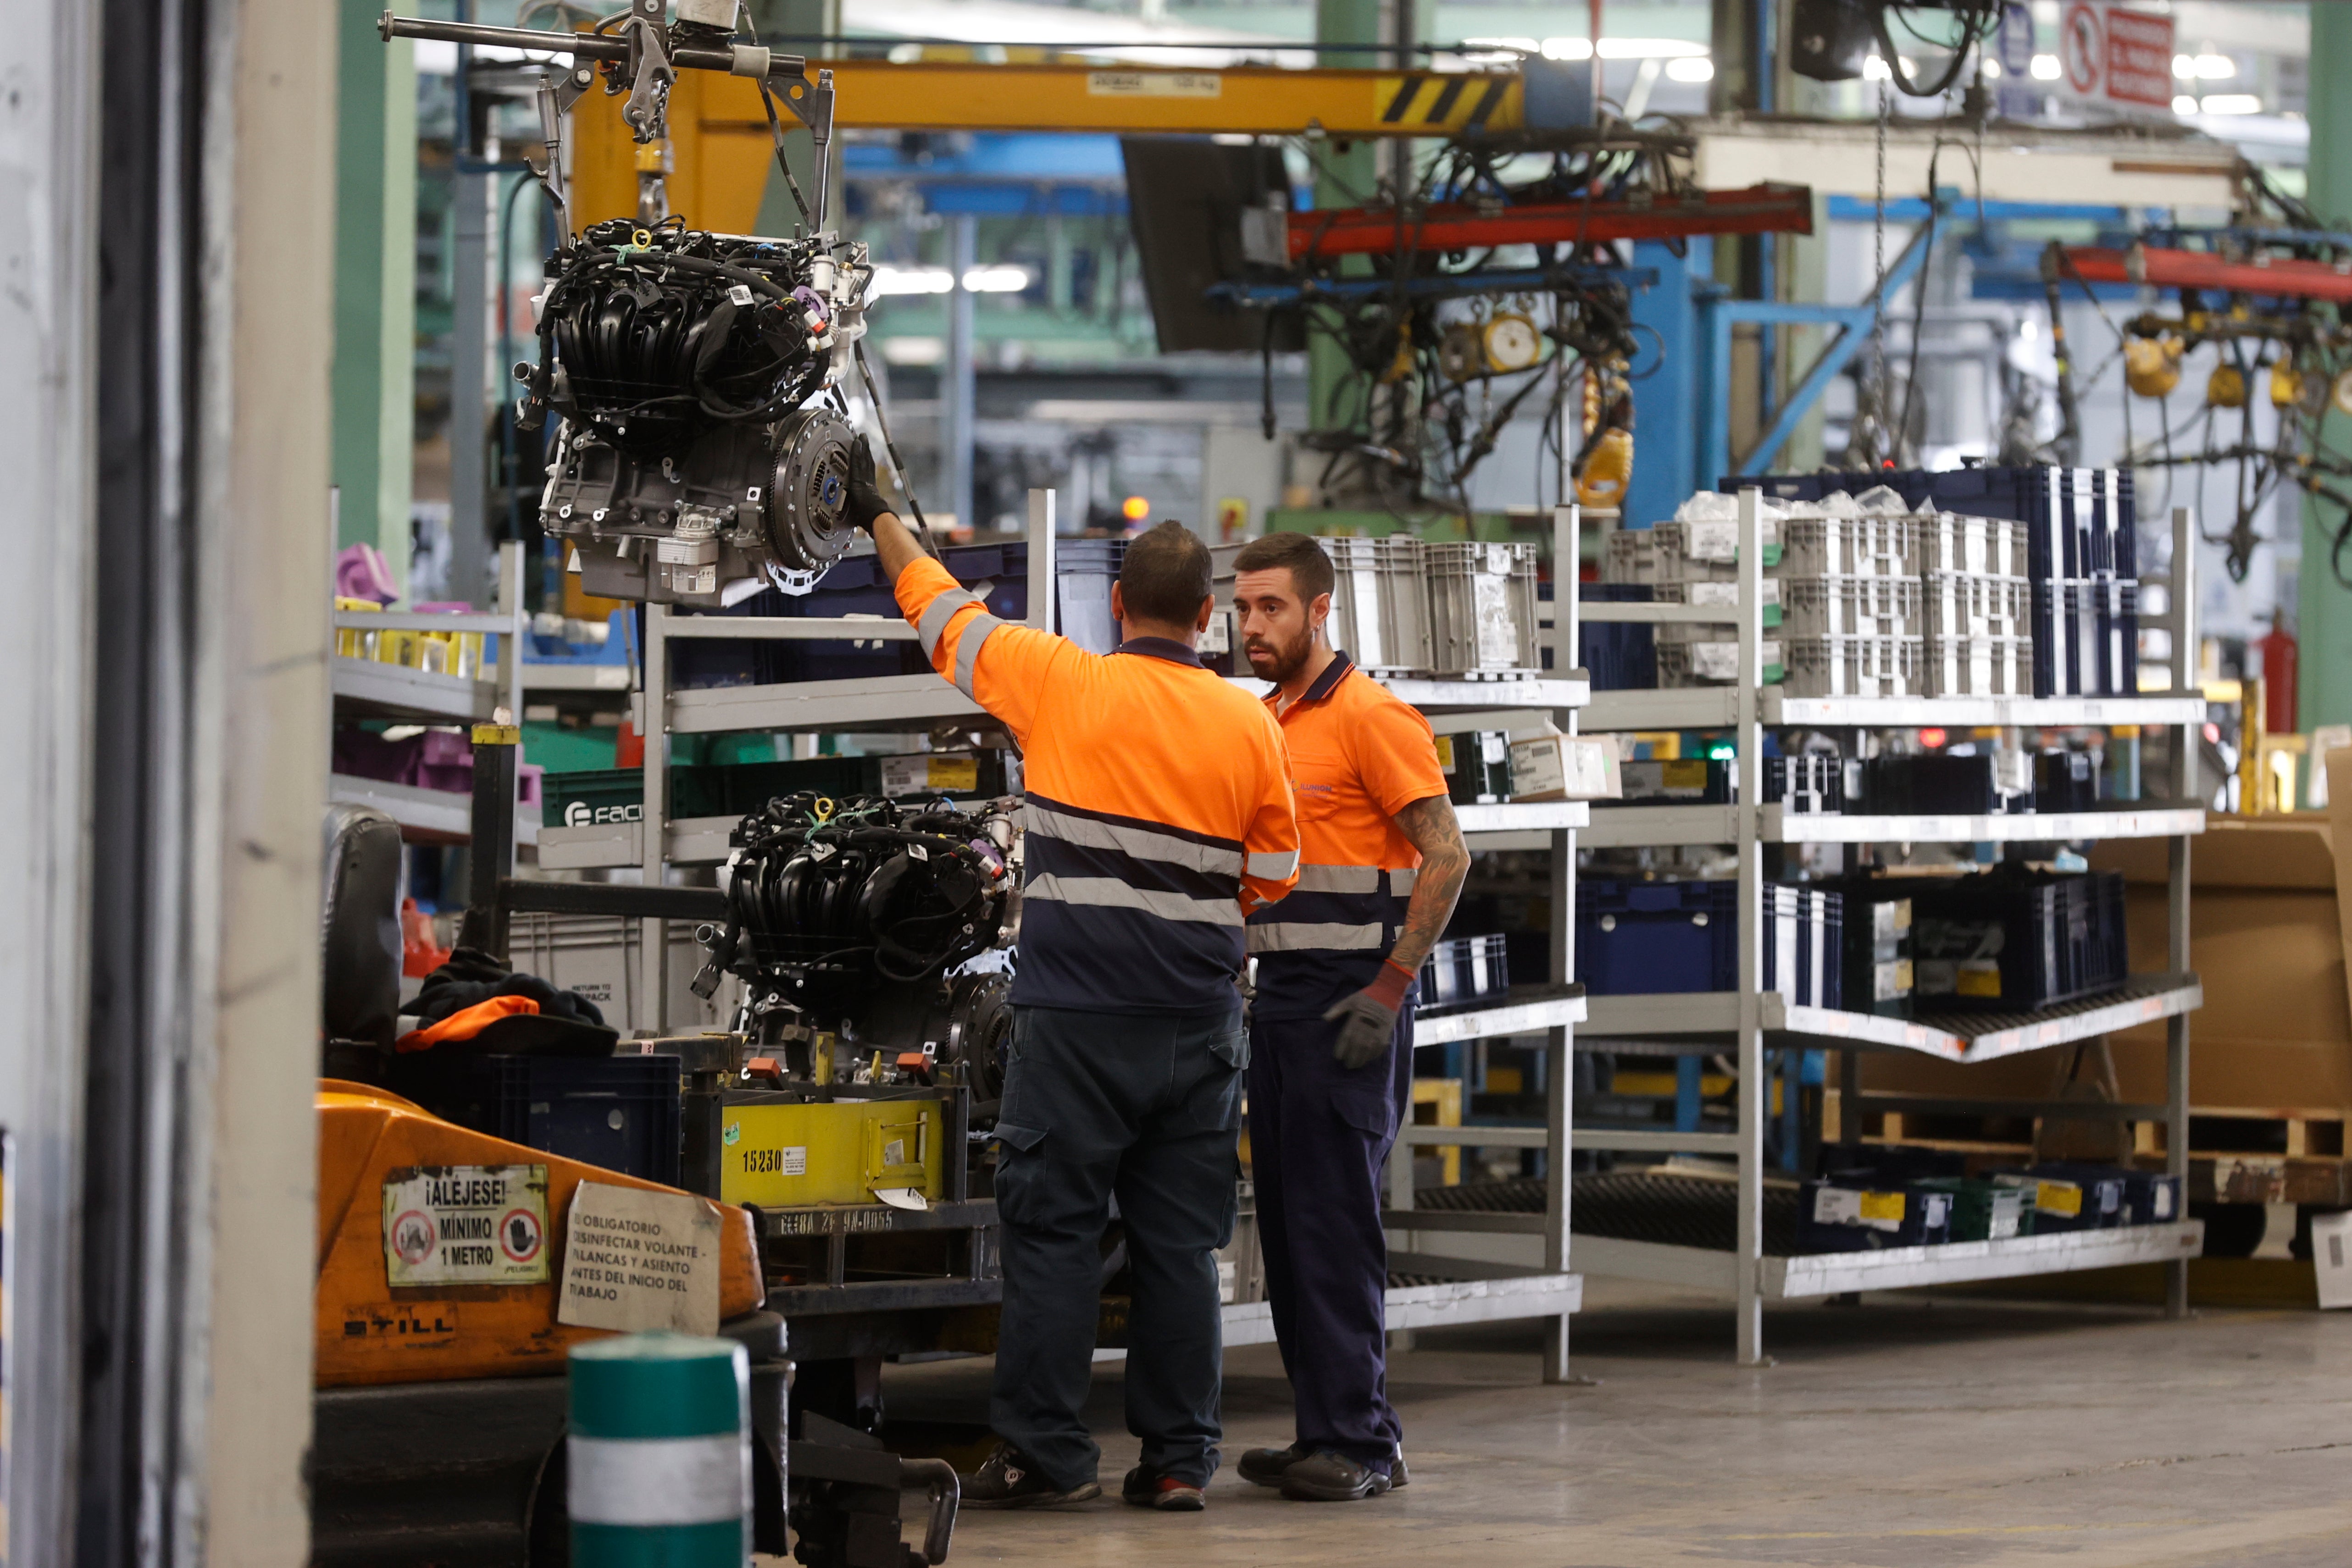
[382,1164,550,1287]
[557,1180,724,1335]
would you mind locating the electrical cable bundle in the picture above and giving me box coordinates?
[521,216,834,455]
[701,792,1014,994]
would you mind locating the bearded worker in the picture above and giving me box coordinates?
[1226,531,1470,1502]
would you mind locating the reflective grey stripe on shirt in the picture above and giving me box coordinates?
[1246,848,1300,881]
[917,588,981,659]
[1292,863,1417,895]
[1018,801,1244,878]
[954,614,1009,698]
[1245,921,1386,953]
[1024,874,1245,927]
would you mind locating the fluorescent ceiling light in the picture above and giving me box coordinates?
[2194,52,2236,79]
[867,265,1032,298]
[1538,37,1708,61]
[1863,55,1890,80]
[2030,52,2062,80]
[2172,52,2195,78]
[2172,94,2200,114]
[1980,56,2003,78]
[1664,56,1714,82]
[2199,93,2261,115]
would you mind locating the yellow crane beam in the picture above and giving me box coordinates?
[569,60,1537,231]
[814,60,1529,138]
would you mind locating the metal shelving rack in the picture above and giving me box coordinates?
[598,491,1594,1360]
[329,542,536,846]
[1568,490,2207,1365]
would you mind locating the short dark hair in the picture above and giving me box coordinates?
[1117,521,1213,626]
[1231,531,1335,603]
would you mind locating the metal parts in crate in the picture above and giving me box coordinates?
[1740,466,2139,698]
[1604,754,1845,814]
[1910,866,2129,1011]
[1418,933,1512,1013]
[1818,877,1915,1018]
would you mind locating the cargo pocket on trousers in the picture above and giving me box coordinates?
[989,1122,1050,1226]
[1331,1089,1395,1146]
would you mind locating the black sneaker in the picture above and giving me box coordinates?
[960,1441,1101,1509]
[1121,1464,1206,1512]
[1237,1443,1308,1488]
[1279,1450,1392,1502]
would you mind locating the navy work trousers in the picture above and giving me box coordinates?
[989,1003,1246,1491]
[1245,1002,1414,1473]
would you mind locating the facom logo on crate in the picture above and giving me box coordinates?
[563,800,642,827]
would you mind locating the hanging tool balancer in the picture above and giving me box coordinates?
[382,1,891,606]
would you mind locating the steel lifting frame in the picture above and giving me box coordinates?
[1700,207,1937,488]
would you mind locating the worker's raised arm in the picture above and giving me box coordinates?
[852,445,1065,740]
[1239,710,1302,913]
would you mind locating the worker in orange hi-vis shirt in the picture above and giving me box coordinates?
[842,446,1300,1515]
[1226,532,1469,1504]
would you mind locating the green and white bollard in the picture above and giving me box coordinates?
[569,1332,752,1565]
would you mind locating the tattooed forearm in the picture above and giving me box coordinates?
[1387,793,1470,975]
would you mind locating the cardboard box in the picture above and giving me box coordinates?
[1508,733,1622,802]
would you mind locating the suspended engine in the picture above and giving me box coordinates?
[524,219,874,604]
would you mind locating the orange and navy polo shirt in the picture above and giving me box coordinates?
[1247,650,1448,1020]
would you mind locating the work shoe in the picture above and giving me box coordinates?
[1279,1450,1393,1502]
[1237,1443,1308,1488]
[1390,1452,1411,1488]
[1121,1464,1206,1512]
[960,1442,1101,1509]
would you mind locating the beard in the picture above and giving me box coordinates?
[1243,621,1315,685]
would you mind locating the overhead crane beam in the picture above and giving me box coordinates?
[815,61,1533,138]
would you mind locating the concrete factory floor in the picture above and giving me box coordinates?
[837,1279,2352,1568]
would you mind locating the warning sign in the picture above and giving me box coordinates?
[557,1181,723,1336]
[382,1164,551,1287]
[2054,3,2175,113]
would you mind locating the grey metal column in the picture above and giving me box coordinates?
[1543,502,1580,1383]
[449,159,491,604]
[2166,504,2197,1318]
[639,602,670,1035]
[1734,485,1769,1366]
[945,212,978,529]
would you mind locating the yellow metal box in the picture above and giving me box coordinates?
[718,1097,944,1208]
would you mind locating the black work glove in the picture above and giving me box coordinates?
[1321,957,1417,1069]
[844,440,893,532]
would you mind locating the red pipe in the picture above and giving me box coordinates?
[2063,244,2352,304]
[1287,183,1815,262]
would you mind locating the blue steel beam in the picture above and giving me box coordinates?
[1703,215,1937,482]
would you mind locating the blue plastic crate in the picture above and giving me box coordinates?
[393,1053,682,1186]
[1577,880,1739,995]
[1573,582,1658,691]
